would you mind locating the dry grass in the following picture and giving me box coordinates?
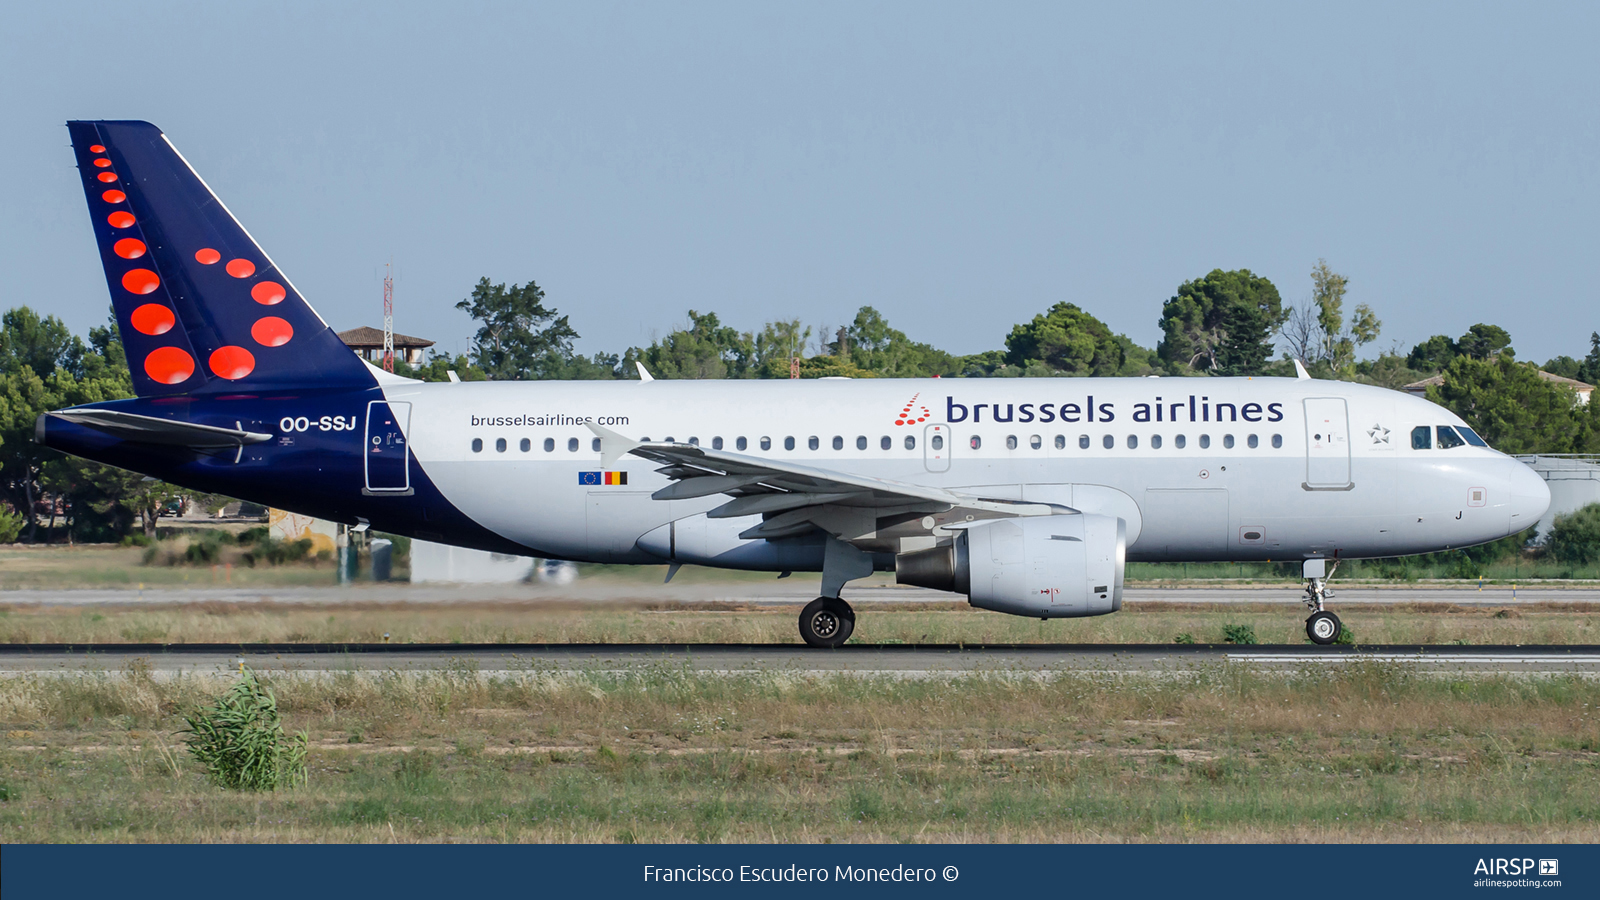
[0,660,1596,842]
[1,601,1596,645]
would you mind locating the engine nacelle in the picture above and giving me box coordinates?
[895,514,1125,618]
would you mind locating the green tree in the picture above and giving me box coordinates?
[1309,260,1380,373]
[1546,503,1600,565]
[838,307,960,377]
[748,319,812,379]
[1156,269,1285,376]
[624,311,752,379]
[1456,323,1513,361]
[455,278,582,380]
[1004,302,1126,376]
[1429,354,1593,454]
[1406,334,1459,373]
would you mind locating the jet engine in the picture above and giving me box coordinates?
[895,514,1125,618]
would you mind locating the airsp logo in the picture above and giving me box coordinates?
[1540,859,1559,876]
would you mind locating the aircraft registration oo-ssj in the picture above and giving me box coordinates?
[41,120,1552,646]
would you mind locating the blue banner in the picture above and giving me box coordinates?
[2,844,1593,899]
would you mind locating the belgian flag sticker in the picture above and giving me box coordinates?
[578,471,628,486]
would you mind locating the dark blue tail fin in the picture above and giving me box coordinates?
[67,120,375,396]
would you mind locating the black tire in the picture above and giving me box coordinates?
[1306,610,1342,645]
[799,597,855,648]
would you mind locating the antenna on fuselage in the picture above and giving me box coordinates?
[1293,359,1311,380]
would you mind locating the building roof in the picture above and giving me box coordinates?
[1403,370,1594,394]
[336,326,435,350]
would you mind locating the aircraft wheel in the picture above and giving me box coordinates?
[1306,610,1342,645]
[799,597,855,648]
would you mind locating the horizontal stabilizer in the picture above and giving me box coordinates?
[46,409,272,448]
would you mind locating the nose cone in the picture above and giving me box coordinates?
[1505,460,1550,536]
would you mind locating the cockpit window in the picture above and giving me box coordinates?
[1458,426,1488,447]
[1410,425,1432,450]
[1436,426,1466,449]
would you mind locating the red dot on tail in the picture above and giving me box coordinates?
[90,144,106,153]
[101,189,126,203]
[251,281,286,305]
[107,211,135,228]
[97,172,118,183]
[93,158,112,168]
[130,304,175,336]
[113,238,145,259]
[209,346,255,380]
[143,347,194,385]
[195,248,221,265]
[121,269,160,294]
[225,259,256,278]
[250,317,293,347]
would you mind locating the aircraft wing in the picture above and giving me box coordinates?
[590,424,1063,542]
[45,409,273,448]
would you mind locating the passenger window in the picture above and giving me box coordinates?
[760,436,771,451]
[737,436,748,451]
[543,438,555,452]
[832,435,844,451]
[1458,427,1487,447]
[808,436,820,451]
[1030,435,1042,450]
[856,435,867,450]
[1223,434,1235,449]
[568,437,579,452]
[1102,435,1114,449]
[1126,434,1138,449]
[495,438,507,453]
[1436,426,1466,449]
[1079,435,1090,449]
[784,436,795,451]
[971,435,982,450]
[1199,434,1211,449]
[471,438,483,453]
[664,436,675,443]
[1271,434,1282,449]
[1055,435,1066,450]
[1246,434,1257,449]
[688,436,699,447]
[713,437,723,450]
[1175,434,1186,449]
[1411,426,1431,450]
[904,435,916,450]
[880,435,891,450]
[1151,435,1162,449]
[931,434,943,450]
[1006,435,1018,450]
[591,438,601,452]
[521,438,532,452]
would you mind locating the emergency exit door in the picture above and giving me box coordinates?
[364,400,412,493]
[1303,397,1352,490]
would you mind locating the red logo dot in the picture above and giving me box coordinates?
[130,304,175,336]
[101,189,126,204]
[225,259,256,278]
[89,144,106,153]
[143,347,194,385]
[113,238,145,259]
[209,346,256,380]
[895,420,905,426]
[121,268,160,294]
[250,317,293,347]
[195,248,221,265]
[93,158,112,168]
[107,211,135,229]
[250,281,286,305]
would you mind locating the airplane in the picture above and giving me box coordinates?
[37,120,1552,647]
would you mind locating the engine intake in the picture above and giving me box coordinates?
[895,514,1125,618]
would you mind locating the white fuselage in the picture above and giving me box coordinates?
[377,375,1550,567]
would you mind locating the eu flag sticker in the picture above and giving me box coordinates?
[578,471,627,486]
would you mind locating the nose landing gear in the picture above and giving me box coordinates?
[1302,558,1342,645]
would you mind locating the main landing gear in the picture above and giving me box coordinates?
[1302,558,1342,645]
[799,596,855,648]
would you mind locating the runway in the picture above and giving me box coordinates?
[1,581,1596,607]
[2,642,1597,676]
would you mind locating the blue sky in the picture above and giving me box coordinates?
[2,2,1596,365]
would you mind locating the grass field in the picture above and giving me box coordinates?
[0,661,1596,842]
[1,601,1596,646]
